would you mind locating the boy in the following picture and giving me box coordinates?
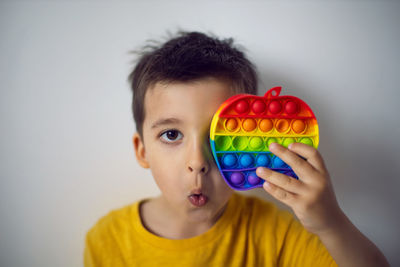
[84,31,389,266]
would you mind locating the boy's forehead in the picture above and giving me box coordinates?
[143,78,234,127]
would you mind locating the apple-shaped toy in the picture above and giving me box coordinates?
[209,87,319,190]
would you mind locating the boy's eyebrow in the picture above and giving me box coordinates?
[151,118,183,129]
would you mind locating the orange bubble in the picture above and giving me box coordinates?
[242,118,257,132]
[276,119,290,133]
[225,118,238,132]
[259,119,273,132]
[292,119,306,133]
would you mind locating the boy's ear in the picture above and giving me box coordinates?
[132,132,150,169]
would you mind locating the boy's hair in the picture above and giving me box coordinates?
[128,31,258,137]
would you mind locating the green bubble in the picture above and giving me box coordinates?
[266,137,278,149]
[249,137,263,150]
[299,137,313,146]
[232,136,248,151]
[215,136,232,151]
[282,137,296,148]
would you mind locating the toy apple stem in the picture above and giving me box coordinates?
[265,87,282,98]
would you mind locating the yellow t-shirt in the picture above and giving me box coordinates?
[84,193,337,267]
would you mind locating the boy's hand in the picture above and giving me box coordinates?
[257,142,390,266]
[256,142,344,235]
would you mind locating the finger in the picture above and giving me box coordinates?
[263,180,297,207]
[256,167,305,194]
[287,142,327,173]
[268,142,317,180]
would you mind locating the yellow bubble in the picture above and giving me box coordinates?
[282,137,295,148]
[249,137,263,149]
[299,137,313,146]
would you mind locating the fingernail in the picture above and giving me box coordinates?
[256,167,266,176]
[269,142,278,151]
[263,181,270,188]
[288,143,294,150]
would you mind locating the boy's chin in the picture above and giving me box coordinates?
[185,200,227,224]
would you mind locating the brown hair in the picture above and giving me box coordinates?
[128,31,258,137]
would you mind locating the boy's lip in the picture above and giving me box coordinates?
[188,188,208,207]
[189,188,203,195]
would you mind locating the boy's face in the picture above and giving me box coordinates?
[134,77,235,223]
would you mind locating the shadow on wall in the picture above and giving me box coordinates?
[243,70,400,266]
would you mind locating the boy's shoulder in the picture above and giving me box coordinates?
[86,200,142,242]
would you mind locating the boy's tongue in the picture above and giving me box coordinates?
[188,194,208,207]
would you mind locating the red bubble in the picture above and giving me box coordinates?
[252,100,266,114]
[285,101,298,114]
[234,100,249,114]
[268,100,282,114]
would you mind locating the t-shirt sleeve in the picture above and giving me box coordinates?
[84,230,98,267]
[276,211,338,267]
[83,214,127,267]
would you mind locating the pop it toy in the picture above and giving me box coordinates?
[209,87,319,190]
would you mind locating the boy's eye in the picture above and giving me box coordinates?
[160,130,183,143]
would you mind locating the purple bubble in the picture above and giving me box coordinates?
[230,172,245,185]
[247,172,261,185]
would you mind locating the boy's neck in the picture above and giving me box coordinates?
[139,196,226,239]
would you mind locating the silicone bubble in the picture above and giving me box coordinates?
[269,100,282,114]
[259,118,273,132]
[282,137,296,148]
[252,100,266,114]
[225,118,239,132]
[239,154,254,168]
[276,119,290,133]
[247,172,261,185]
[215,136,231,151]
[242,118,257,132]
[222,153,237,168]
[210,86,319,190]
[235,100,249,114]
[284,101,298,114]
[299,137,314,146]
[273,156,287,168]
[230,172,245,185]
[256,154,270,167]
[249,137,263,150]
[266,137,279,148]
[292,119,306,134]
[232,136,248,151]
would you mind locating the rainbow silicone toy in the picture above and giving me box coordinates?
[209,87,319,191]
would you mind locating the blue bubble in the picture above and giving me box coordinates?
[256,154,270,167]
[239,154,254,168]
[273,156,287,168]
[223,153,237,168]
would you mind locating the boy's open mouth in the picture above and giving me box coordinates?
[188,193,208,207]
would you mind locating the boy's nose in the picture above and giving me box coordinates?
[186,139,210,174]
[187,164,208,173]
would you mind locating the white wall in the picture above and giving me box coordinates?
[1,1,399,266]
